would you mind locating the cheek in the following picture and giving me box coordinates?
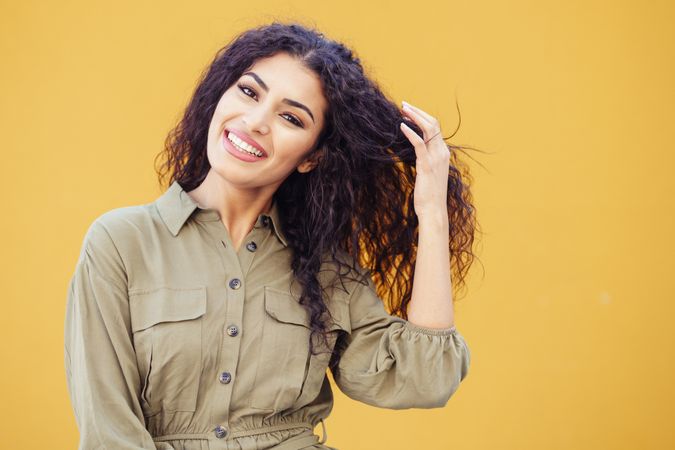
[275,131,317,157]
[211,91,237,120]
[208,100,236,140]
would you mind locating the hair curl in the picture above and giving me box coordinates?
[155,21,483,363]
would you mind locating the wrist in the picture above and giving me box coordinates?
[416,206,448,226]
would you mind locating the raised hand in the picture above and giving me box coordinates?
[399,101,450,218]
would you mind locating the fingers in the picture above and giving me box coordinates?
[402,102,434,129]
[401,101,441,141]
[400,100,449,167]
[400,121,429,160]
[402,101,437,126]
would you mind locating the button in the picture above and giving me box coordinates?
[261,216,270,226]
[229,278,241,290]
[246,241,257,252]
[214,425,227,438]
[219,371,232,384]
[226,325,239,337]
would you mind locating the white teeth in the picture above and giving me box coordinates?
[227,132,263,157]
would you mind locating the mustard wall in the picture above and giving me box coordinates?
[1,0,673,448]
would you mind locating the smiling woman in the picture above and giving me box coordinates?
[64,22,478,450]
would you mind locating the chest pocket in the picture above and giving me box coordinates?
[129,286,207,416]
[249,286,350,414]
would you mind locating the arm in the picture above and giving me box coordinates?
[330,101,471,408]
[400,100,456,329]
[330,269,470,409]
[407,210,454,329]
[64,220,156,449]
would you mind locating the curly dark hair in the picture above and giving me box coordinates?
[155,21,482,361]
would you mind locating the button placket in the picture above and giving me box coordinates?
[206,221,246,430]
[239,218,271,279]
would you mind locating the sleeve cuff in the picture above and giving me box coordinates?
[403,320,458,336]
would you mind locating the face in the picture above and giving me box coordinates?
[205,52,328,192]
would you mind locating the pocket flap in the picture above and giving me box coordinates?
[129,286,207,333]
[263,286,350,332]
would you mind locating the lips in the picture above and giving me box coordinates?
[225,128,268,157]
[222,131,264,162]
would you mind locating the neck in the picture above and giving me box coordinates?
[186,169,275,250]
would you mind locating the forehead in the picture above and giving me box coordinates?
[243,53,327,117]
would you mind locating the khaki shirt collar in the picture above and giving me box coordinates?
[156,180,288,247]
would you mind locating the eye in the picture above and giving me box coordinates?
[237,83,304,128]
[282,113,304,128]
[237,83,257,99]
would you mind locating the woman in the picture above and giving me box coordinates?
[64,22,475,450]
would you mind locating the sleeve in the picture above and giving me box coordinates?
[64,219,157,449]
[330,268,471,409]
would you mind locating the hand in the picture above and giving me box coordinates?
[399,101,450,218]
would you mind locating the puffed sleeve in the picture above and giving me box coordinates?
[64,219,157,449]
[330,268,471,409]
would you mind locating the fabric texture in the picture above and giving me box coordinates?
[64,180,471,450]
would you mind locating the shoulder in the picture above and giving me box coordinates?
[80,202,161,260]
[84,204,153,242]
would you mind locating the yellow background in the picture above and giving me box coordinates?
[2,0,673,448]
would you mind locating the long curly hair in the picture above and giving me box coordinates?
[155,21,482,359]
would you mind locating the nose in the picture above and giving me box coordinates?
[242,104,270,135]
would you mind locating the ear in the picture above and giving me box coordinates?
[296,147,324,174]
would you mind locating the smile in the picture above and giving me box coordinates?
[226,131,265,157]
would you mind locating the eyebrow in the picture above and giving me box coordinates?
[242,72,316,124]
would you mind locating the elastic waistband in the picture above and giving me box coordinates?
[152,419,325,442]
[229,420,315,439]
